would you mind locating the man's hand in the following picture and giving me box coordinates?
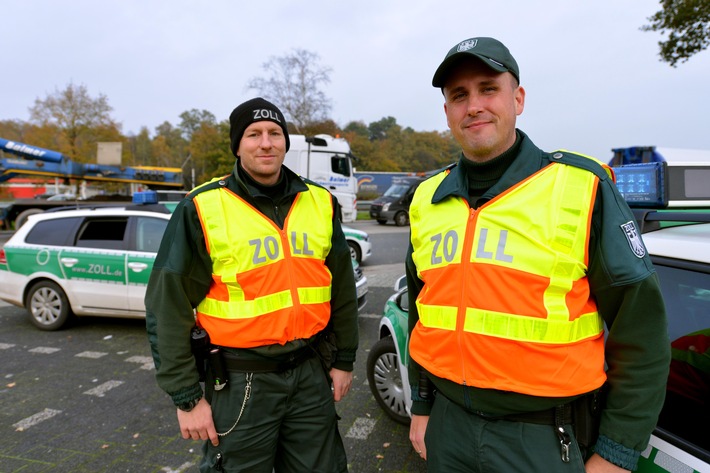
[177,397,219,446]
[410,414,429,460]
[329,368,353,401]
[585,453,630,473]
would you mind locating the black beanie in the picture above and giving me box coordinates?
[229,97,290,157]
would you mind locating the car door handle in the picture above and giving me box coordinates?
[127,262,149,272]
[60,257,79,268]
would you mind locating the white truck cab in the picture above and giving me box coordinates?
[284,134,358,223]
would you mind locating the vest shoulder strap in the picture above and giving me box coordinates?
[549,151,612,181]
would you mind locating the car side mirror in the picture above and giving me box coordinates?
[394,275,407,292]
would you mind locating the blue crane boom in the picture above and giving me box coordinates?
[0,137,183,187]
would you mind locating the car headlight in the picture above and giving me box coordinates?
[382,202,390,211]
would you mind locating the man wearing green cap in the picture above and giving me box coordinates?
[146,97,358,472]
[406,37,670,472]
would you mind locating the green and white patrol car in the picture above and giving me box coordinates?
[367,148,710,472]
[342,224,372,265]
[0,202,172,330]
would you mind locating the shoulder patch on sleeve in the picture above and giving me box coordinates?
[620,220,647,258]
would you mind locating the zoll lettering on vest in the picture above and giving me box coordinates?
[252,109,281,123]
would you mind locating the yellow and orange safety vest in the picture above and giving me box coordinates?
[410,160,609,397]
[193,183,334,348]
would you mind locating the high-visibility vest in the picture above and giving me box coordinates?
[409,161,607,397]
[193,183,333,348]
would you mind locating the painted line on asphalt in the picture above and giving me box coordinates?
[160,461,197,473]
[126,355,155,370]
[28,347,61,354]
[75,351,108,359]
[83,380,125,397]
[345,417,377,440]
[0,342,15,349]
[12,408,62,431]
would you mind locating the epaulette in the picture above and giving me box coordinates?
[186,175,230,200]
[549,150,611,181]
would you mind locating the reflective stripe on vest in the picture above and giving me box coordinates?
[409,162,606,396]
[194,183,333,347]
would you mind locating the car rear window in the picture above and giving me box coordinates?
[75,218,128,250]
[25,217,82,246]
[654,262,710,453]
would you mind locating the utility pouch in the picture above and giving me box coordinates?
[315,330,338,373]
[208,347,228,391]
[190,326,210,382]
[572,386,606,457]
[418,368,433,401]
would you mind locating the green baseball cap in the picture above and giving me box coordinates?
[432,37,520,87]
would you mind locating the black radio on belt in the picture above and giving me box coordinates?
[190,326,210,382]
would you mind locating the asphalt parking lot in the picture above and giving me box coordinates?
[0,222,426,473]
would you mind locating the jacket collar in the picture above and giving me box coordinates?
[230,161,309,200]
[431,129,548,204]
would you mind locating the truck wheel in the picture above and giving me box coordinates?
[15,208,44,229]
[347,242,362,264]
[394,211,409,227]
[377,219,388,225]
[367,336,410,425]
[25,280,74,331]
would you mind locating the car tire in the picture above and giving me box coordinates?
[25,280,74,331]
[347,241,362,264]
[377,219,388,225]
[367,336,410,425]
[15,208,44,228]
[394,211,409,227]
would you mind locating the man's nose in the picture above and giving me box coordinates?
[258,132,273,148]
[466,95,483,116]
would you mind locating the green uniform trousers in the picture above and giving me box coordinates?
[425,394,587,473]
[200,356,347,472]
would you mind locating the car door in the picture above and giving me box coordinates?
[126,215,169,312]
[59,216,130,314]
[636,257,710,472]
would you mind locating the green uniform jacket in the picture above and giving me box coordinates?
[406,130,670,470]
[146,162,359,408]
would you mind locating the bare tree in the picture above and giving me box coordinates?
[246,49,332,133]
[642,0,710,66]
[29,82,117,160]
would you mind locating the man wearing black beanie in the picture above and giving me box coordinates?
[146,97,358,472]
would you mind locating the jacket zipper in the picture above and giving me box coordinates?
[457,205,478,386]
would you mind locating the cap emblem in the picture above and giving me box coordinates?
[457,39,478,52]
[252,109,281,123]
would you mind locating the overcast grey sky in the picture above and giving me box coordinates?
[3,0,709,164]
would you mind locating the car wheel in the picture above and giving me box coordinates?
[347,241,362,264]
[15,208,44,228]
[367,336,410,425]
[377,219,388,225]
[25,280,74,331]
[394,211,409,227]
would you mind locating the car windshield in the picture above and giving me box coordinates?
[384,184,410,198]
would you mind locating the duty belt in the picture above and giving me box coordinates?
[487,403,574,425]
[221,347,316,373]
